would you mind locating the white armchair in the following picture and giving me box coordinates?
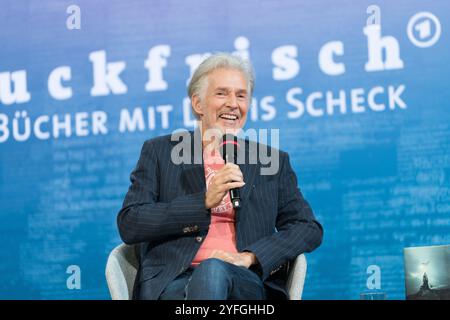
[106,243,307,300]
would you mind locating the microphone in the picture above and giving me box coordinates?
[220,134,242,209]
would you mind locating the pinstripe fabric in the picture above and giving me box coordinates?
[117,129,323,300]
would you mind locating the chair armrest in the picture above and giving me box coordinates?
[286,254,307,300]
[105,244,138,300]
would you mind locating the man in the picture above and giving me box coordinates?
[117,53,323,300]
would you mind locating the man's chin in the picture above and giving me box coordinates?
[208,124,241,135]
[220,127,247,138]
[218,121,246,134]
[200,121,246,138]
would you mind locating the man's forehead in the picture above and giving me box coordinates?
[207,69,247,89]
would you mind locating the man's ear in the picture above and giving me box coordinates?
[191,94,203,118]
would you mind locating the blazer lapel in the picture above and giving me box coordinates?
[179,129,207,195]
[181,163,206,194]
[236,138,259,211]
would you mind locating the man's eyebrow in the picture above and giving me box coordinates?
[214,87,230,91]
[214,87,248,93]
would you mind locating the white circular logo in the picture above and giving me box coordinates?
[407,12,441,48]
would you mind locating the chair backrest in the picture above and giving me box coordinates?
[105,243,138,300]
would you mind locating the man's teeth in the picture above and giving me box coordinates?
[219,114,238,120]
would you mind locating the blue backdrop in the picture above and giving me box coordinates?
[1,0,449,299]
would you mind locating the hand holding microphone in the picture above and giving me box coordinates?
[204,134,244,210]
[204,163,245,209]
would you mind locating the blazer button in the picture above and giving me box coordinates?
[195,236,203,242]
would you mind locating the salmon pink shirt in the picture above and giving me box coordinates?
[191,149,238,266]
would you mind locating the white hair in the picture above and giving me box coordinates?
[187,53,255,119]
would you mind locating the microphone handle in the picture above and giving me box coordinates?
[230,188,241,209]
[223,147,241,209]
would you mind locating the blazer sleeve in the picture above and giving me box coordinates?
[117,139,211,245]
[243,151,323,281]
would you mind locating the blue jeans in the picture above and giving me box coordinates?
[159,258,266,300]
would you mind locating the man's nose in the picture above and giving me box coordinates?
[226,94,239,108]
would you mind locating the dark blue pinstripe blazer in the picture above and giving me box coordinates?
[117,129,323,300]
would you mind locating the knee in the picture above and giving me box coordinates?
[185,259,231,299]
[188,259,231,297]
[194,258,230,281]
[197,258,228,272]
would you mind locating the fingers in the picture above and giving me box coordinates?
[222,181,245,191]
[209,250,229,261]
[223,163,240,170]
[221,163,243,176]
[214,165,244,184]
[212,181,245,193]
[219,174,244,184]
[205,163,245,209]
[209,250,235,264]
[207,251,250,268]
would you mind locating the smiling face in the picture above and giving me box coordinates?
[192,68,250,137]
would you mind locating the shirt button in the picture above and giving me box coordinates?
[195,236,203,242]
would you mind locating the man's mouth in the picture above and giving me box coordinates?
[219,113,239,121]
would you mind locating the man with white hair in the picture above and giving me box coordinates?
[117,53,323,300]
